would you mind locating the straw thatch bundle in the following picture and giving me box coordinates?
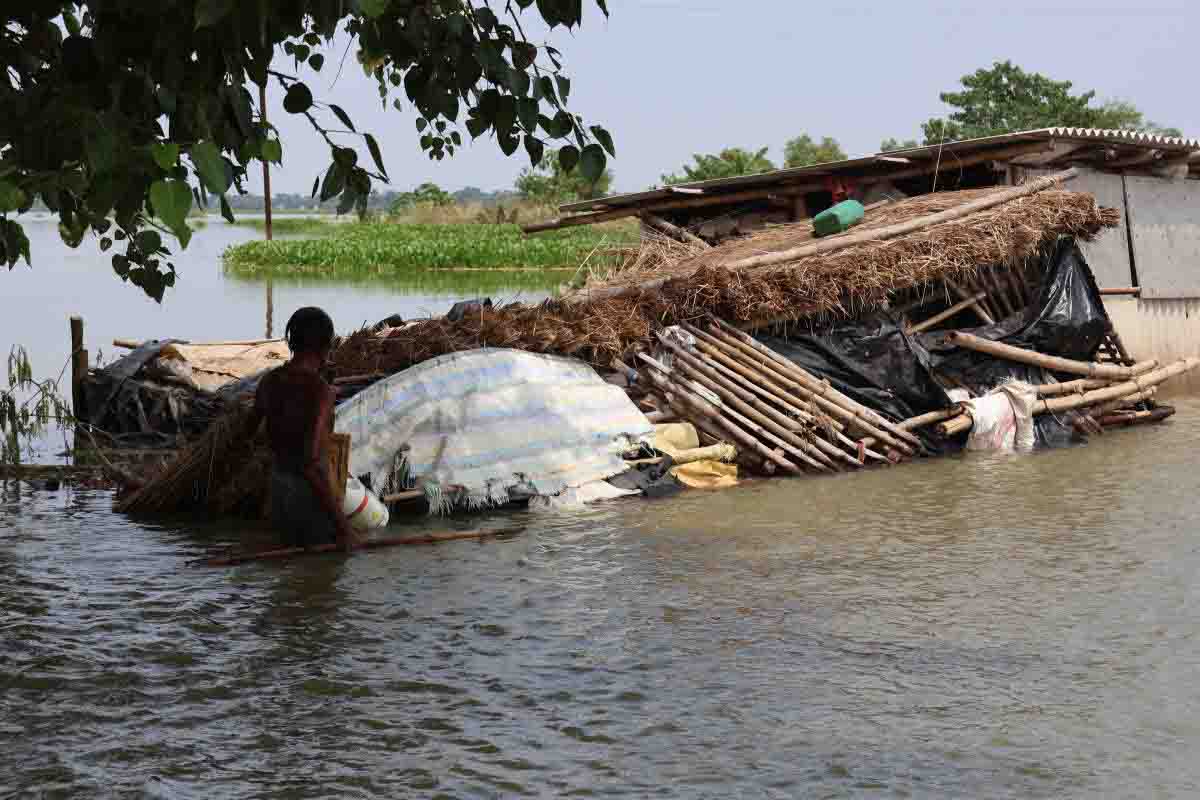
[332,188,1119,378]
[115,403,270,516]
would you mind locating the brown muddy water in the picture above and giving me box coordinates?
[5,222,1200,797]
[4,401,1200,798]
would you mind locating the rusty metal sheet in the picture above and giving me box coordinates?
[1125,175,1200,299]
[1023,167,1133,289]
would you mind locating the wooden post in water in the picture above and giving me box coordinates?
[260,82,274,339]
[69,315,88,448]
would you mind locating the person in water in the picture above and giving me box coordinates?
[254,307,356,551]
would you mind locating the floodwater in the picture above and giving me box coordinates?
[5,222,1200,797]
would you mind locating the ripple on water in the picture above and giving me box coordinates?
[4,405,1200,796]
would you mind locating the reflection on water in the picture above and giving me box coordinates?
[2,217,554,380]
[3,399,1200,797]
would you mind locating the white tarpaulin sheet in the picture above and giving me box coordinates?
[334,348,653,510]
[964,381,1037,452]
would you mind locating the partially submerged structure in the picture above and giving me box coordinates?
[95,167,1199,519]
[527,128,1200,367]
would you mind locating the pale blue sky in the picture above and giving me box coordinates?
[251,0,1197,196]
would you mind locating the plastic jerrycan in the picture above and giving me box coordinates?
[342,477,390,531]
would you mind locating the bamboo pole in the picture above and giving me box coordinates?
[70,316,87,426]
[688,323,909,457]
[201,528,516,567]
[946,332,1140,380]
[703,319,922,451]
[937,359,1197,436]
[723,169,1079,272]
[640,363,804,475]
[641,213,711,249]
[899,407,962,431]
[909,292,989,334]
[947,281,995,326]
[638,354,825,472]
[1090,386,1157,417]
[1034,361,1156,396]
[567,168,1078,301]
[1098,406,1174,427]
[655,337,858,468]
[983,268,1016,318]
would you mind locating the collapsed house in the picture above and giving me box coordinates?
[97,167,1197,519]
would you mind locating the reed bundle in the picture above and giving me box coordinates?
[115,403,268,516]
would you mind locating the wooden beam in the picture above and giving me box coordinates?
[641,213,711,249]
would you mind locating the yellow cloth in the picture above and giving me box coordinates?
[652,422,699,453]
[671,460,739,490]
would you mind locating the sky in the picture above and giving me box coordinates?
[249,0,1198,197]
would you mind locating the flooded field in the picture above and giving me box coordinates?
[4,222,1200,797]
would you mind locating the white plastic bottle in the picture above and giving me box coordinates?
[342,477,390,531]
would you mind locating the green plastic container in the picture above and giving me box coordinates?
[812,199,865,237]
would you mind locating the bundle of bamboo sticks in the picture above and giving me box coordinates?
[633,316,921,476]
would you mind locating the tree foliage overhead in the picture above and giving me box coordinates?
[919,60,1180,144]
[782,134,845,168]
[880,137,919,153]
[661,147,775,185]
[0,1,614,299]
[516,150,613,203]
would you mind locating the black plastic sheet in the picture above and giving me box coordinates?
[757,239,1111,449]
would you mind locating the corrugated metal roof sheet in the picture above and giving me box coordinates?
[561,128,1200,213]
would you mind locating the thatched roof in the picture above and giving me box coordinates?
[332,186,1119,379]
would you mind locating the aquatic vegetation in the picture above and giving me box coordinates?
[222,221,636,275]
[227,217,338,236]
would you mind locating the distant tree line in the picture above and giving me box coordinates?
[229,61,1185,212]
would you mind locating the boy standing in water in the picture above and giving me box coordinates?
[254,307,357,551]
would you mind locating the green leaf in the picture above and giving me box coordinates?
[283,83,314,114]
[579,144,606,183]
[523,135,544,167]
[308,53,325,71]
[0,181,27,213]
[511,43,538,71]
[364,134,388,179]
[508,68,530,97]
[190,141,230,194]
[330,104,357,132]
[136,230,162,253]
[517,98,539,132]
[194,0,235,28]
[261,139,283,164]
[219,194,235,224]
[558,145,580,173]
[474,7,497,30]
[149,179,192,241]
[358,0,391,18]
[589,126,615,157]
[151,143,179,171]
[550,110,573,138]
[465,117,488,139]
[416,118,428,132]
[311,176,320,198]
[320,164,345,202]
[498,131,520,156]
[555,75,571,104]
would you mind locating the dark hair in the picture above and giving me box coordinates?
[285,307,335,354]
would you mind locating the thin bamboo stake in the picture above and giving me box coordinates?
[1010,261,1033,304]
[641,364,804,475]
[946,332,1138,380]
[909,292,989,334]
[656,336,862,467]
[1090,386,1157,417]
[704,319,922,451]
[639,354,826,472]
[982,268,1016,318]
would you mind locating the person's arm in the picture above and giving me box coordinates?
[302,385,357,551]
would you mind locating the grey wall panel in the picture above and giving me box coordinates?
[1024,167,1133,288]
[1125,175,1200,299]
